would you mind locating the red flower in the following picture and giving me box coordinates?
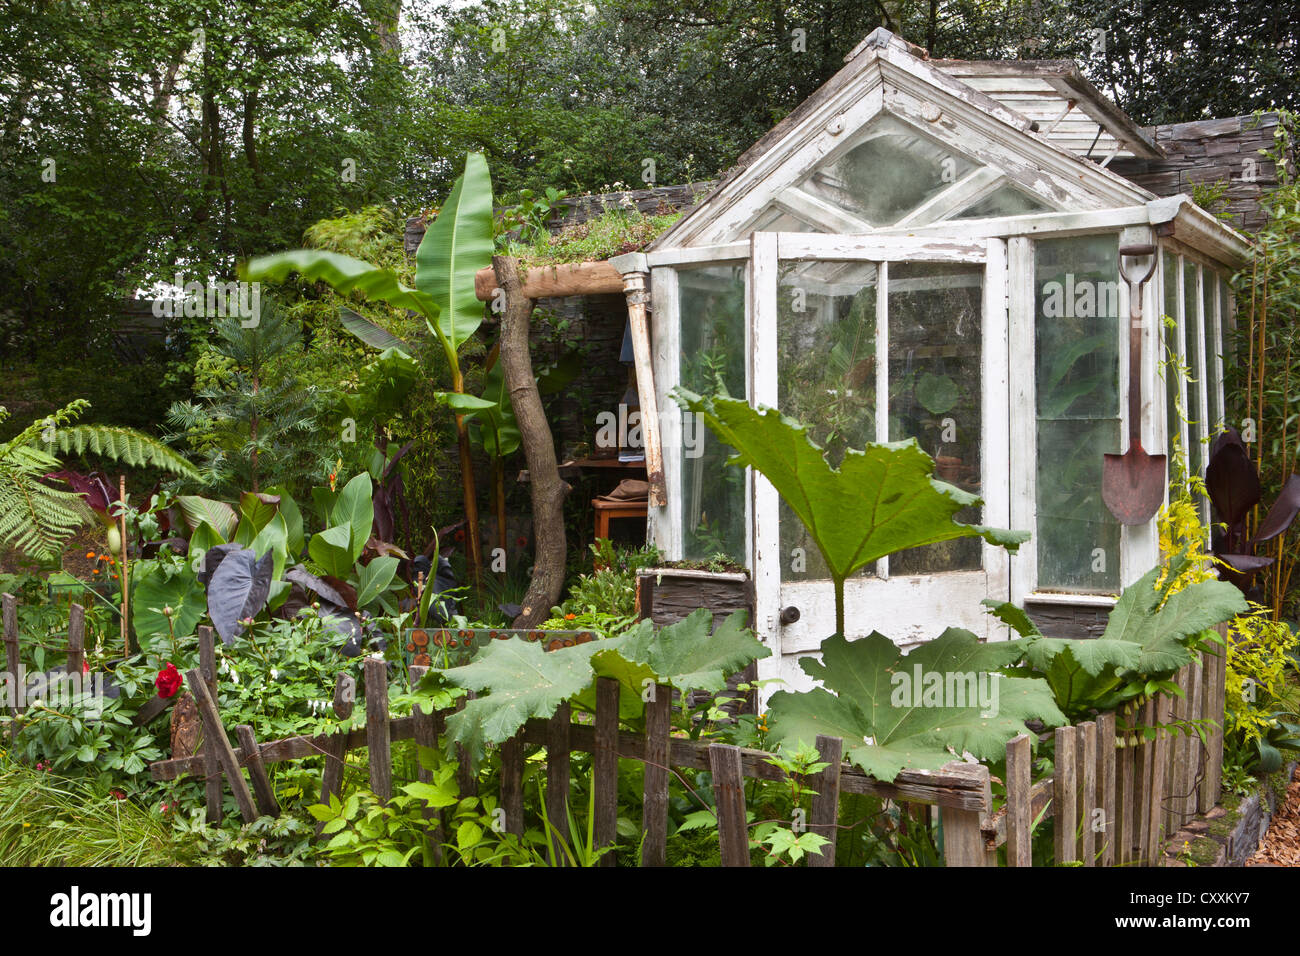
[454,528,466,543]
[155,663,183,699]
[109,789,126,801]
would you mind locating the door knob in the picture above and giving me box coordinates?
[779,605,801,626]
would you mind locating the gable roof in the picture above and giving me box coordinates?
[650,29,1160,250]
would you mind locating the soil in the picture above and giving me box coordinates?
[1248,764,1300,866]
[0,526,113,581]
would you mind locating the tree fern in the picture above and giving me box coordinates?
[0,401,199,561]
[41,425,200,479]
[0,405,94,560]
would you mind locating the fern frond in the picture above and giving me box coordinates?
[0,452,92,560]
[40,425,200,479]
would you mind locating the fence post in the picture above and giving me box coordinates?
[364,657,392,803]
[186,666,257,823]
[807,734,842,867]
[1079,721,1097,866]
[3,593,21,721]
[593,677,620,866]
[1145,692,1173,864]
[641,683,671,867]
[500,734,525,837]
[408,664,444,862]
[1135,697,1155,862]
[1097,712,1117,867]
[941,763,993,867]
[1054,726,1077,864]
[546,701,571,863]
[709,743,749,867]
[457,691,479,799]
[66,603,85,676]
[197,625,222,824]
[316,734,347,839]
[332,672,356,719]
[1200,630,1226,812]
[1005,733,1033,867]
[234,724,280,817]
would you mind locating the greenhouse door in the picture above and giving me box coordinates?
[749,234,1011,678]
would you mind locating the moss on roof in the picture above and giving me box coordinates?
[500,208,681,267]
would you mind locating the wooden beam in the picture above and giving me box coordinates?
[622,270,666,506]
[474,260,623,301]
[186,667,258,823]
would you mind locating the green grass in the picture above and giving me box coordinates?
[500,209,680,266]
[0,761,193,866]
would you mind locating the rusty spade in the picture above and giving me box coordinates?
[1102,242,1165,525]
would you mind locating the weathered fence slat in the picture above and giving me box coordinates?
[1054,725,1077,864]
[641,684,671,867]
[1135,697,1155,862]
[316,734,347,838]
[234,724,280,817]
[942,762,994,866]
[364,657,392,803]
[807,734,843,867]
[1146,692,1174,865]
[1097,711,1117,867]
[1116,721,1134,866]
[709,744,749,867]
[593,677,620,866]
[4,593,22,720]
[456,692,479,799]
[1079,721,1097,866]
[186,666,257,823]
[333,672,356,719]
[65,603,85,676]
[500,734,525,837]
[1185,660,1203,826]
[408,664,444,861]
[1004,733,1033,867]
[1202,631,1226,812]
[197,625,223,823]
[546,701,572,863]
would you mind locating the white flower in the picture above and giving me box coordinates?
[270,669,278,681]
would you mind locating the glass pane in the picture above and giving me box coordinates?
[1161,250,1183,473]
[797,114,978,226]
[950,184,1051,220]
[678,265,747,561]
[887,263,984,573]
[1035,235,1120,592]
[1205,270,1223,437]
[777,261,878,581]
[1184,260,1204,478]
[744,204,822,235]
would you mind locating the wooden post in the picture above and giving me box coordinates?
[941,763,993,867]
[1135,697,1155,862]
[1184,661,1202,825]
[500,735,525,837]
[408,664,443,862]
[1079,721,1097,866]
[1005,733,1033,867]
[185,667,257,823]
[621,270,665,506]
[197,625,222,824]
[3,593,22,720]
[364,657,391,802]
[546,701,571,863]
[641,683,671,867]
[1118,719,1135,865]
[234,724,279,817]
[709,744,749,867]
[65,603,85,676]
[593,677,620,866]
[1201,632,1226,813]
[1097,712,1117,867]
[1054,726,1077,864]
[807,734,842,867]
[332,672,356,719]
[1146,691,1174,864]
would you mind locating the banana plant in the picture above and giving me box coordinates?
[242,152,495,590]
[447,345,520,558]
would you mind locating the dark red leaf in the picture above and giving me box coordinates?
[1205,428,1261,530]
[1251,474,1300,544]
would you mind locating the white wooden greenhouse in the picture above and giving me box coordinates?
[607,28,1252,692]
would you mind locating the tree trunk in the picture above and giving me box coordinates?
[493,256,567,628]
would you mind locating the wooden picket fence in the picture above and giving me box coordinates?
[4,593,1227,866]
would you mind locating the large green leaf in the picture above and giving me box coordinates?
[601,608,767,695]
[308,524,353,579]
[464,358,521,460]
[675,389,1028,631]
[241,250,439,321]
[766,630,1065,782]
[355,555,399,609]
[263,485,304,559]
[132,563,206,648]
[438,638,607,762]
[415,152,494,352]
[175,495,238,540]
[1100,566,1248,674]
[338,306,412,355]
[332,473,374,562]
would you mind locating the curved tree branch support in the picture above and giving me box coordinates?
[493,256,569,628]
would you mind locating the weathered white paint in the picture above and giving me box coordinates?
[1007,236,1038,605]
